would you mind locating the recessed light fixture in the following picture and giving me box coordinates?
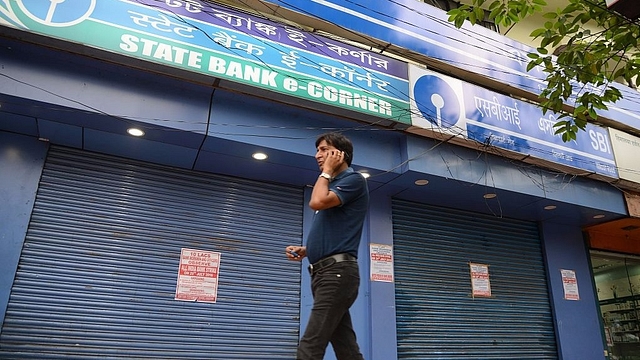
[483,193,497,199]
[360,172,371,179]
[414,179,429,186]
[593,214,605,219]
[127,128,145,137]
[544,205,557,210]
[252,152,268,160]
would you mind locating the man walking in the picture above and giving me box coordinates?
[286,132,369,360]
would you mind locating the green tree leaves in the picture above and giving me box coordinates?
[447,0,640,142]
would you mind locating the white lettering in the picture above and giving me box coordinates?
[552,149,574,162]
[312,86,392,116]
[208,56,226,73]
[283,77,298,91]
[338,89,353,106]
[378,100,391,116]
[353,94,368,110]
[589,129,610,153]
[324,86,338,102]
[260,70,277,87]
[173,47,189,64]
[139,38,157,57]
[244,66,260,83]
[202,56,392,116]
[368,99,378,112]
[119,34,139,52]
[207,56,278,88]
[589,129,598,149]
[226,61,243,78]
[308,82,323,98]
[119,34,202,69]
[187,51,202,68]
[154,42,174,61]
[596,163,616,173]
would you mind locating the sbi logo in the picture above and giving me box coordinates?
[16,0,96,27]
[413,74,461,129]
[589,129,611,154]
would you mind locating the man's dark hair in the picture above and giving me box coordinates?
[316,132,354,166]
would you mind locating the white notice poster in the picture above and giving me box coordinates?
[561,269,580,301]
[470,263,491,298]
[175,248,221,303]
[609,128,640,183]
[370,243,394,282]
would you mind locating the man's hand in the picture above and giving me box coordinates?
[285,245,306,261]
[321,150,345,175]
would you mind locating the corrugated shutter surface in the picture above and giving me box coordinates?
[0,147,304,359]
[393,199,557,360]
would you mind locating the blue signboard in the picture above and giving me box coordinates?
[0,0,411,123]
[410,66,618,178]
[268,0,640,131]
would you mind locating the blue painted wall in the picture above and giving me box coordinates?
[0,132,48,326]
[541,222,607,360]
[367,190,399,360]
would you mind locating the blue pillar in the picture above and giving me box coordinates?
[0,132,48,326]
[540,221,606,360]
[367,190,398,360]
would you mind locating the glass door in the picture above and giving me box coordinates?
[593,252,640,360]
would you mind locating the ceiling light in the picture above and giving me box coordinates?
[252,152,268,160]
[593,214,605,219]
[414,179,429,186]
[544,205,557,210]
[483,193,497,199]
[127,128,145,137]
[360,172,370,179]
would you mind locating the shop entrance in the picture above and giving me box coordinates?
[593,252,640,360]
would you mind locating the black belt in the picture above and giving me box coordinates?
[308,253,357,276]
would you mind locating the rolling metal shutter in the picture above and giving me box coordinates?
[393,199,557,360]
[1,146,304,359]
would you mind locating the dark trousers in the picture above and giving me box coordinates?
[297,261,364,360]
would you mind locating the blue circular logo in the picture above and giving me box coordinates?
[414,75,461,129]
[17,0,96,27]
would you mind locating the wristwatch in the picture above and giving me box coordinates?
[319,172,333,181]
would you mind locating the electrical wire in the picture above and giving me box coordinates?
[1,0,639,198]
[267,0,640,106]
[130,0,640,114]
[2,57,638,181]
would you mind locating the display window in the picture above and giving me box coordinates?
[593,252,640,360]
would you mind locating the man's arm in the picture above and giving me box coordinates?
[309,149,345,210]
[309,176,341,210]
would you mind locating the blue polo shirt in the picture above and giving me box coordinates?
[305,168,370,264]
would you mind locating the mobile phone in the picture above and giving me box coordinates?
[337,148,351,163]
[289,250,299,257]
